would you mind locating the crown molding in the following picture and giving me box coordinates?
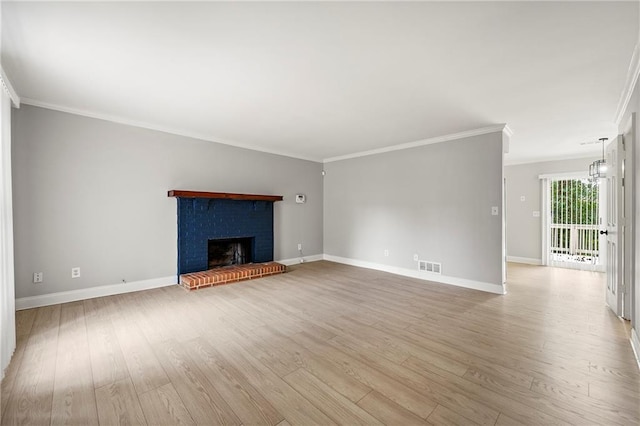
[505,153,598,167]
[20,98,323,163]
[0,66,20,108]
[22,98,511,165]
[614,41,640,126]
[322,124,509,163]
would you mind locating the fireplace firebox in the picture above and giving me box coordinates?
[208,237,253,269]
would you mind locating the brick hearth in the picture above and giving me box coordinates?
[179,262,286,290]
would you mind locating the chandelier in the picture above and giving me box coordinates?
[588,137,608,181]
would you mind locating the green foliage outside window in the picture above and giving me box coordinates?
[551,179,599,225]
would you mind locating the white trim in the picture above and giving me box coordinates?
[20,99,321,163]
[0,66,20,108]
[12,255,325,310]
[15,275,177,311]
[12,253,508,310]
[0,86,16,380]
[631,328,640,371]
[506,256,542,265]
[502,125,513,154]
[506,153,599,167]
[323,254,506,295]
[17,97,600,169]
[541,177,550,266]
[502,125,514,139]
[277,254,324,266]
[322,124,509,163]
[614,42,640,126]
[538,171,590,180]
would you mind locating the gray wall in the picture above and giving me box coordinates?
[12,105,323,298]
[323,131,505,286]
[504,157,597,261]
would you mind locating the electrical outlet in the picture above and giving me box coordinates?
[33,272,43,283]
[297,243,302,251]
[71,267,81,278]
[520,195,526,202]
[413,254,419,261]
[384,249,389,257]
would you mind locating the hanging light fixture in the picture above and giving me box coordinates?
[589,137,608,181]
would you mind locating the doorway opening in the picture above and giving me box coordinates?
[547,177,603,271]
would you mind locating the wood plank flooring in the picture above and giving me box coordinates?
[1,261,639,425]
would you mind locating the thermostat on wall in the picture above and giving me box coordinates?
[295,194,306,204]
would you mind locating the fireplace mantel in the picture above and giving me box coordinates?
[168,190,283,202]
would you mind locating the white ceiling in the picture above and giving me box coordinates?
[2,2,638,164]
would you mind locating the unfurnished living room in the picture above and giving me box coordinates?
[1,1,640,425]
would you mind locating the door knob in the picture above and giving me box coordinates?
[600,230,608,235]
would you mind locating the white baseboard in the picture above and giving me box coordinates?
[507,256,542,265]
[631,328,640,371]
[15,275,177,310]
[277,254,324,266]
[14,252,504,309]
[323,254,505,295]
[13,255,327,310]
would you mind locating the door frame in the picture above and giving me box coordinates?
[622,115,635,320]
[539,171,605,272]
[605,136,623,316]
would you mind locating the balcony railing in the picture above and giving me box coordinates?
[550,223,600,261]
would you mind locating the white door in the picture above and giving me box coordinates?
[605,137,624,316]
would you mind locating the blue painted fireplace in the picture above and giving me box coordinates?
[173,193,280,275]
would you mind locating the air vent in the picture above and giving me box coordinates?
[418,260,442,274]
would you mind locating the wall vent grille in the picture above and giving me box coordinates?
[418,260,442,274]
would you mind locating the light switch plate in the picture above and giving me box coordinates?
[491,206,499,216]
[533,211,540,217]
[520,196,526,202]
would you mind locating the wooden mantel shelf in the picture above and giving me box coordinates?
[168,190,283,202]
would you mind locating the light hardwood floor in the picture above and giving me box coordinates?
[1,261,639,425]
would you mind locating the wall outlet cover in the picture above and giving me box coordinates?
[71,267,81,278]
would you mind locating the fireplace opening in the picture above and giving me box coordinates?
[208,237,253,269]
